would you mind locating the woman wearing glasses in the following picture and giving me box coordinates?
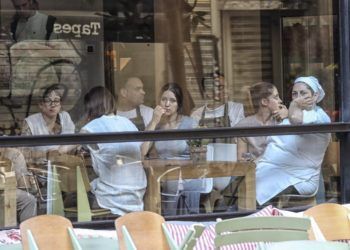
[21,83,75,152]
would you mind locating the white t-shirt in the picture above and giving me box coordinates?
[117,104,153,127]
[82,115,146,215]
[24,111,75,151]
[15,11,58,41]
[191,101,244,127]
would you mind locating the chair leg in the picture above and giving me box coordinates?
[51,166,65,216]
[76,166,92,222]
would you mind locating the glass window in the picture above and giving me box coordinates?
[0,0,344,229]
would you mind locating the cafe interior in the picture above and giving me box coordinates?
[0,0,350,249]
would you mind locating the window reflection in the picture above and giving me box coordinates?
[0,0,342,227]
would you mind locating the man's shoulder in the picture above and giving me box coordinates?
[139,104,153,112]
[227,101,244,110]
[25,112,41,121]
[190,105,205,117]
[236,115,257,127]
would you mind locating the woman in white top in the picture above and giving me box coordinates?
[81,86,146,215]
[256,76,331,205]
[236,82,288,161]
[21,83,75,153]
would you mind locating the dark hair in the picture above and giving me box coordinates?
[84,86,117,121]
[249,82,276,112]
[160,83,183,114]
[42,84,67,101]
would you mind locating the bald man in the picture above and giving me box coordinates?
[117,77,153,131]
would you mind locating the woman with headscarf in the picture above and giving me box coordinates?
[256,76,331,206]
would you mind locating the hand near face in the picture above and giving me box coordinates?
[272,104,288,122]
[152,105,166,124]
[293,95,315,110]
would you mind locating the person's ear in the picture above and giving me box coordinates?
[120,88,127,98]
[38,102,44,109]
[261,98,269,107]
[313,92,319,102]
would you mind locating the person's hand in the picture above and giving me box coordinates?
[292,96,315,110]
[151,105,166,125]
[272,104,288,122]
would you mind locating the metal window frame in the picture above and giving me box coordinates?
[0,123,349,147]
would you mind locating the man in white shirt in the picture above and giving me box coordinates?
[117,77,153,131]
[10,0,57,42]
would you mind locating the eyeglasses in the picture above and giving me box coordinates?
[43,98,61,106]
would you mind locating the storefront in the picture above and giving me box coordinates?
[0,0,348,228]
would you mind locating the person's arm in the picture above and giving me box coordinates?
[237,137,248,161]
[272,104,288,123]
[288,96,315,125]
[141,106,165,158]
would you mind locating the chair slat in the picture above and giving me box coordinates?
[215,217,310,233]
[215,230,309,247]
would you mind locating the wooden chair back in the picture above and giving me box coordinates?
[48,154,90,192]
[115,211,169,250]
[304,203,350,241]
[0,157,12,173]
[214,216,311,248]
[20,214,74,250]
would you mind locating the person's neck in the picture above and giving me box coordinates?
[255,108,273,125]
[117,99,137,112]
[42,114,57,127]
[20,10,36,21]
[161,113,181,129]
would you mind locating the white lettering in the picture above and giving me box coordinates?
[53,23,62,34]
[82,24,91,36]
[71,24,82,38]
[90,22,101,35]
[53,22,101,37]
[62,24,71,34]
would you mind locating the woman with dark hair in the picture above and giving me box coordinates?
[81,86,146,215]
[142,83,209,215]
[21,83,75,152]
[236,82,288,161]
[142,82,197,158]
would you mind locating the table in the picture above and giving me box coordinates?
[142,159,256,213]
[0,238,119,250]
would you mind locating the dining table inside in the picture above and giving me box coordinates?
[142,159,256,214]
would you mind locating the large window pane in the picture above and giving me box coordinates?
[0,0,343,229]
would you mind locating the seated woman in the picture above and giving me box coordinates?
[236,82,288,161]
[81,86,146,215]
[142,83,210,215]
[256,76,331,206]
[21,83,76,154]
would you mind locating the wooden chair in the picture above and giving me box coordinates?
[256,240,350,250]
[214,216,311,248]
[304,203,350,241]
[115,211,169,250]
[20,214,81,250]
[0,158,16,227]
[162,223,205,250]
[115,211,205,250]
[276,188,318,209]
[49,154,110,222]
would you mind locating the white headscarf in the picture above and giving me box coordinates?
[294,76,325,103]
